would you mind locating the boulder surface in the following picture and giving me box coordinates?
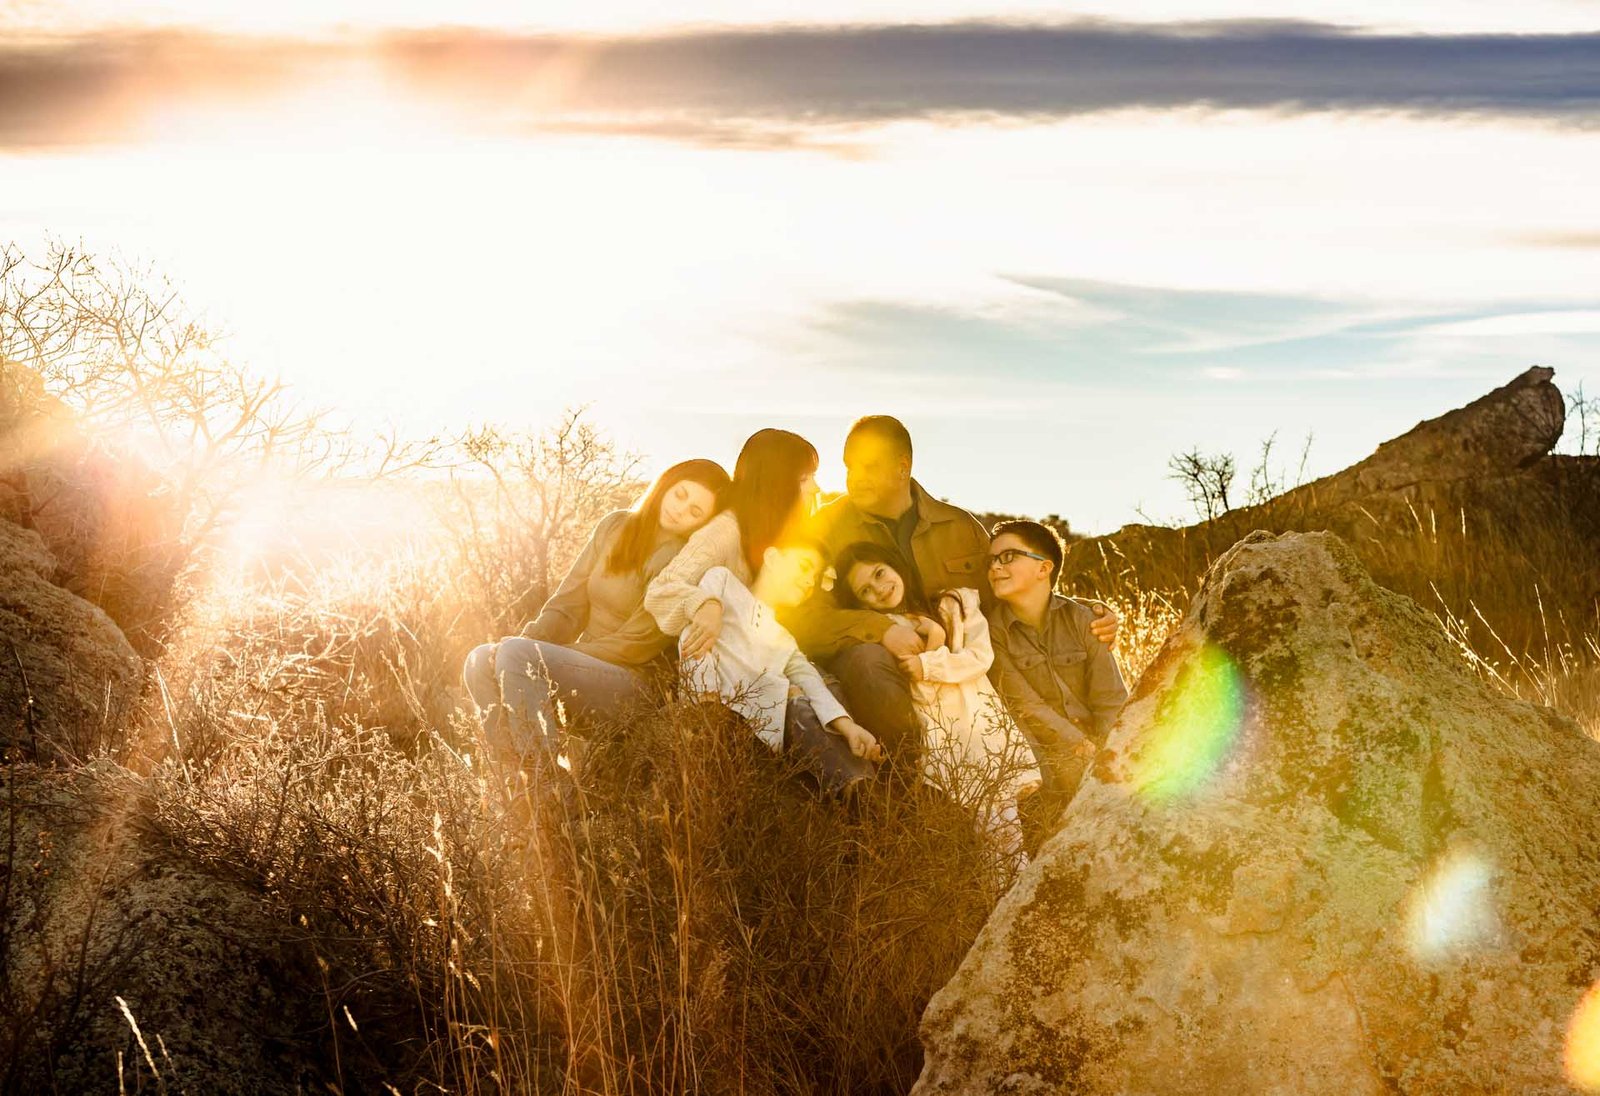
[915,531,1600,1095]
[1,516,143,758]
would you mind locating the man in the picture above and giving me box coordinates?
[780,415,1117,768]
[987,519,1128,810]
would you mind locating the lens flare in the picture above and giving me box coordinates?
[1404,845,1499,963]
[1133,643,1247,802]
[1569,982,1600,1092]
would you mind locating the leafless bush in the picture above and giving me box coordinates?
[445,409,643,642]
[1167,446,1236,522]
[1565,382,1600,456]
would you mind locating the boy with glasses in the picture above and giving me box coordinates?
[986,520,1128,822]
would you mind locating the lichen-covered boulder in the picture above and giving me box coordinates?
[1,517,144,759]
[915,531,1600,1095]
[0,762,329,1094]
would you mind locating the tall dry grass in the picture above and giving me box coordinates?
[107,443,1600,1091]
[120,478,1020,1094]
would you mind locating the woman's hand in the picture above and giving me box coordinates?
[681,599,724,659]
[830,717,884,763]
[898,654,926,682]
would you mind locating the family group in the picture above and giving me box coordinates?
[462,416,1128,837]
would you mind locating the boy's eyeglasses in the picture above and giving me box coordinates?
[989,548,1049,567]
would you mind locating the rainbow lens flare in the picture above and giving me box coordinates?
[1403,845,1498,963]
[1568,982,1600,1092]
[1133,643,1248,803]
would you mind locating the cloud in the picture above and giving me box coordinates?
[1,20,1597,148]
[1510,231,1600,249]
[798,276,1600,392]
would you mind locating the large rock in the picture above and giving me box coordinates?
[1,359,187,654]
[0,762,330,1093]
[1063,367,1600,654]
[0,517,144,759]
[915,531,1600,1094]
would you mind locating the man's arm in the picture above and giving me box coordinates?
[778,593,892,661]
[1066,597,1120,647]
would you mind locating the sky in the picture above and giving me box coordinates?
[2,2,1598,531]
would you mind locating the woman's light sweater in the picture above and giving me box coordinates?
[643,510,753,637]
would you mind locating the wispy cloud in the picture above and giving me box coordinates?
[2,21,1597,148]
[801,276,1600,388]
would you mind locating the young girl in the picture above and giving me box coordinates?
[833,542,1040,851]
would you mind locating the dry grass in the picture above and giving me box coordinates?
[116,497,1017,1094]
[5,415,1597,1091]
[89,466,1600,1091]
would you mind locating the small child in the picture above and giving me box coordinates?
[684,536,882,794]
[833,541,1041,844]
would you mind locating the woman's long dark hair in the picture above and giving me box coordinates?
[832,541,929,615]
[725,429,819,573]
[606,458,731,573]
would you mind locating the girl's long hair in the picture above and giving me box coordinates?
[832,541,930,615]
[606,458,731,574]
[725,429,819,572]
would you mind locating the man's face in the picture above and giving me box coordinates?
[988,532,1053,602]
[843,434,911,517]
[762,546,824,609]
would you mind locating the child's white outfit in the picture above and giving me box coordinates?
[903,588,1041,859]
[681,567,876,794]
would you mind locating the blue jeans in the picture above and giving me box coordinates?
[462,638,650,760]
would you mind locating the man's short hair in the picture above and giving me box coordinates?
[990,519,1064,580]
[845,415,913,461]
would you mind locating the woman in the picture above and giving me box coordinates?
[643,429,820,659]
[462,458,730,762]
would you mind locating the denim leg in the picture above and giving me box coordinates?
[826,642,923,774]
[784,696,876,795]
[462,643,502,710]
[491,638,650,753]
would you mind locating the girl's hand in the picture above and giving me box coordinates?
[898,655,925,682]
[830,717,884,763]
[935,593,964,651]
[681,599,724,660]
[912,615,946,652]
[881,623,924,658]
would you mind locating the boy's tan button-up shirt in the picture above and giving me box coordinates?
[987,594,1128,748]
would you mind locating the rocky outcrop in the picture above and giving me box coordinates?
[1063,367,1600,653]
[0,762,331,1094]
[1,360,187,654]
[915,532,1600,1094]
[1,517,143,759]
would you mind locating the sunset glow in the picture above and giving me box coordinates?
[2,3,1596,527]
